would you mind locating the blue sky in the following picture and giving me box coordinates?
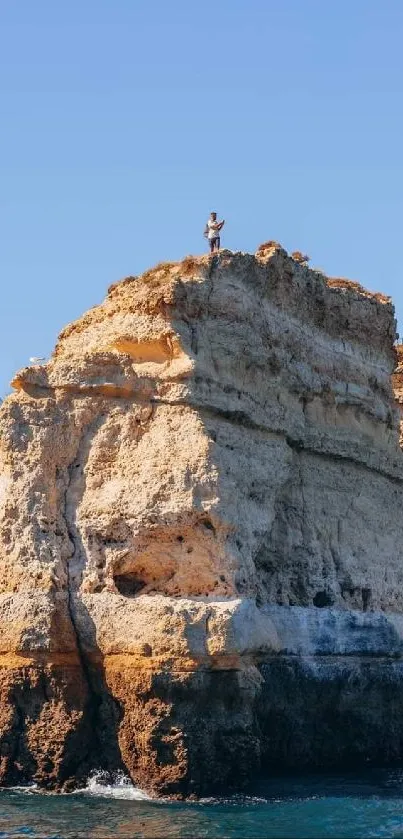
[1,0,403,396]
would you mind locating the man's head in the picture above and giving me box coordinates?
[210,212,217,220]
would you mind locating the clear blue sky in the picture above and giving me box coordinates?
[1,0,403,396]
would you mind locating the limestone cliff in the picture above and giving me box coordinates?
[1,243,403,795]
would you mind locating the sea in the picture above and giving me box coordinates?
[2,769,403,838]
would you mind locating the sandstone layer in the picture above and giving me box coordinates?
[1,244,403,795]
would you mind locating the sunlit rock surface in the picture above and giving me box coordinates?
[1,244,403,795]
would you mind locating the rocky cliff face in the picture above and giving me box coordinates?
[1,243,403,795]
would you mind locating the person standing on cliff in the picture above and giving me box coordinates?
[204,212,225,253]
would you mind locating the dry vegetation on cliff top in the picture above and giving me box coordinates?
[106,244,390,307]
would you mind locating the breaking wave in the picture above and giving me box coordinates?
[5,772,151,801]
[77,770,151,800]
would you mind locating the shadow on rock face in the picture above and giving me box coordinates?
[68,600,126,784]
[0,603,96,790]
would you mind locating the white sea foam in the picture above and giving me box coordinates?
[199,794,268,806]
[77,770,151,800]
[4,783,39,795]
[3,776,265,805]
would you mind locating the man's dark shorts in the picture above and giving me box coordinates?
[209,236,220,252]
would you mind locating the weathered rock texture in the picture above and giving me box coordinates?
[1,243,403,795]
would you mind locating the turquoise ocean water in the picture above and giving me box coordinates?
[2,769,403,838]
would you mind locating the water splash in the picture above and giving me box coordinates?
[7,783,39,795]
[78,770,151,800]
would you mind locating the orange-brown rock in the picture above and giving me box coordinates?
[2,245,403,796]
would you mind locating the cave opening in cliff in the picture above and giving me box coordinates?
[313,590,334,608]
[113,571,147,596]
